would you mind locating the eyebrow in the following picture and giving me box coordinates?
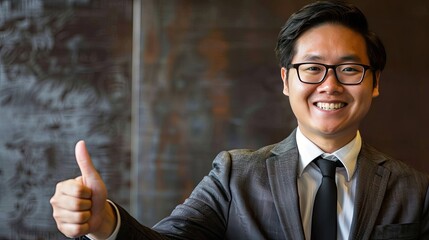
[340,55,363,62]
[301,54,364,63]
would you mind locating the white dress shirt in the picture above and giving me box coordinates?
[94,128,361,240]
[296,127,360,240]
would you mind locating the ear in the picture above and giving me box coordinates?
[281,67,289,96]
[372,71,381,97]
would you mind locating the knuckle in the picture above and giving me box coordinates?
[49,195,58,206]
[55,181,64,190]
[52,210,58,220]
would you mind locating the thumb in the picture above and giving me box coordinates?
[75,140,101,186]
[74,140,108,233]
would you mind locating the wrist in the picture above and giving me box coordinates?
[87,201,117,239]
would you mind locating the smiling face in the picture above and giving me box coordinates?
[281,23,380,152]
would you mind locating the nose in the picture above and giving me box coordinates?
[317,68,343,94]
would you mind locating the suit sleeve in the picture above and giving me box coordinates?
[112,151,233,239]
[151,151,233,239]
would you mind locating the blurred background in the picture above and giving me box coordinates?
[0,0,427,238]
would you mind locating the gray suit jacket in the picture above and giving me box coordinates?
[112,130,429,240]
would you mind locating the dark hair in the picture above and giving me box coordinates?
[275,1,386,73]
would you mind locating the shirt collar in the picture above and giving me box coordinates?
[296,127,361,181]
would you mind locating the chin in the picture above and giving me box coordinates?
[314,125,347,137]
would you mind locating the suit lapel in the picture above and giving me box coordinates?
[266,132,392,240]
[266,132,305,240]
[349,144,391,240]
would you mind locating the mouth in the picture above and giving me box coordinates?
[315,102,346,111]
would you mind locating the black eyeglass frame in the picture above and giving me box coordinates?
[287,62,374,85]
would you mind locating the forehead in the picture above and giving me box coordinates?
[293,23,369,64]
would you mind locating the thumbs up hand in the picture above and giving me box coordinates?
[50,141,116,239]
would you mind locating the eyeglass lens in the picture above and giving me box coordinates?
[298,63,365,84]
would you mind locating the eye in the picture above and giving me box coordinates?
[301,64,324,73]
[339,65,363,75]
[343,67,358,72]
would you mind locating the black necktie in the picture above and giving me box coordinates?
[311,157,341,240]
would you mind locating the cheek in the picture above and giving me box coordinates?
[288,84,316,112]
[285,70,317,101]
[351,89,375,113]
[289,82,315,99]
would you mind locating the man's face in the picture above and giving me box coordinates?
[281,23,380,151]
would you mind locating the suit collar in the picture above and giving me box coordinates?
[294,128,361,181]
[268,131,392,240]
[270,128,298,156]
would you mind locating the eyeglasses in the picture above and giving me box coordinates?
[287,62,373,85]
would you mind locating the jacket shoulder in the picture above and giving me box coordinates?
[362,143,429,183]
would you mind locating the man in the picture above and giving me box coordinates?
[50,1,429,239]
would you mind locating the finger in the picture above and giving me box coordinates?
[53,208,91,224]
[57,222,90,238]
[51,193,92,211]
[55,179,92,199]
[75,140,101,188]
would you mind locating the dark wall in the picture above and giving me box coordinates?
[0,1,133,238]
[132,0,429,227]
[358,0,429,172]
[0,0,427,238]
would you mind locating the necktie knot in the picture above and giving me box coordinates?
[315,157,341,178]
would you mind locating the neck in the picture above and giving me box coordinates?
[299,128,358,153]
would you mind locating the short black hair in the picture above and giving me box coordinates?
[275,0,386,72]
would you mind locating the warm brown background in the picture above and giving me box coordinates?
[0,0,427,238]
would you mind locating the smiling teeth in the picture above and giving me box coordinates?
[316,102,345,110]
